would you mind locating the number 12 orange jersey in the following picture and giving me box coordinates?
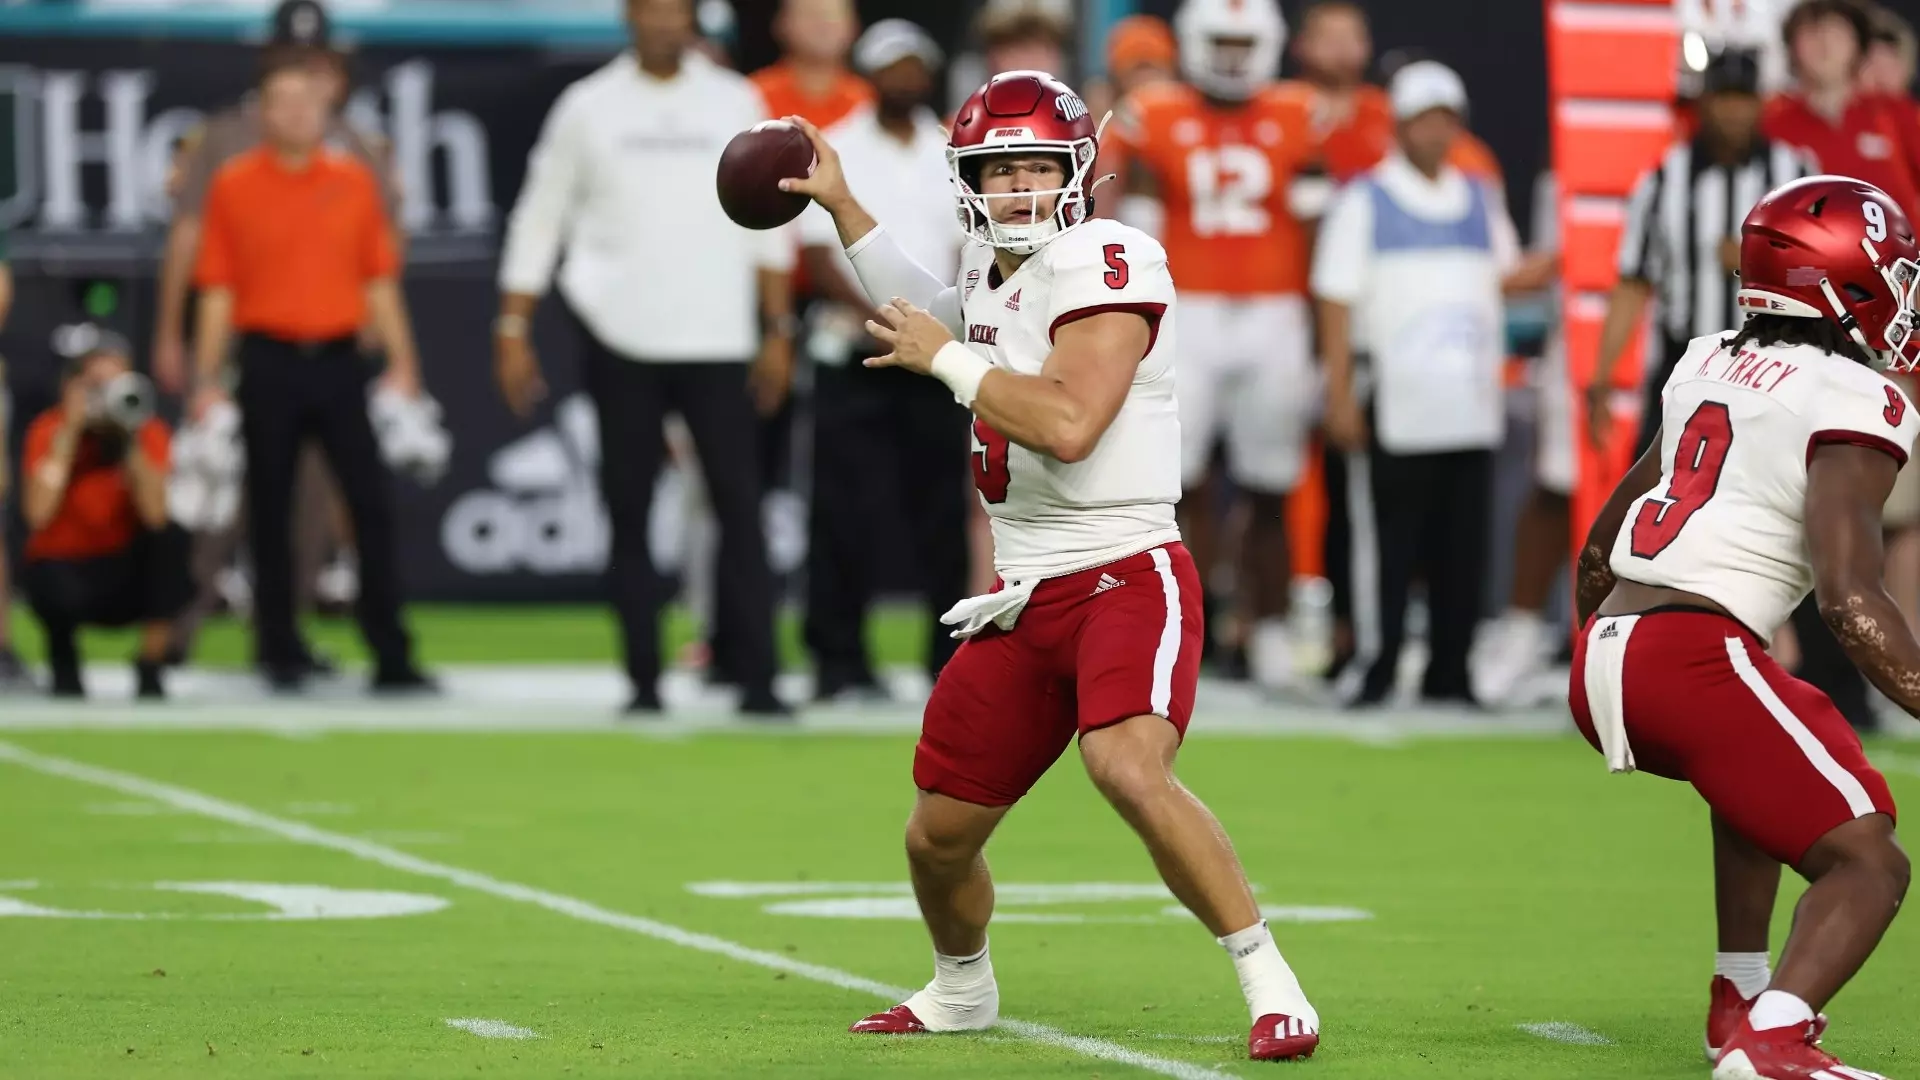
[1111,81,1319,296]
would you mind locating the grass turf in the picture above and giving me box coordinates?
[2,729,1917,1078]
[0,603,930,671]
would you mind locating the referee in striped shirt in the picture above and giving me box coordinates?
[1587,47,1808,460]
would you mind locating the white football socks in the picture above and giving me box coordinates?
[904,941,999,1032]
[1747,990,1815,1032]
[1715,952,1771,1001]
[1218,920,1318,1028]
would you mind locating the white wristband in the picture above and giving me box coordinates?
[930,340,993,409]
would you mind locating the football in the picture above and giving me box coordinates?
[716,120,815,230]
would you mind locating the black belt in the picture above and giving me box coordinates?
[241,331,356,358]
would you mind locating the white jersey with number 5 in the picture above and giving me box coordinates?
[1609,334,1920,635]
[956,218,1183,582]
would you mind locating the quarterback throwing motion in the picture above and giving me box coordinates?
[780,70,1320,1061]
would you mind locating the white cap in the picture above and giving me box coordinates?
[1389,60,1468,121]
[853,19,944,75]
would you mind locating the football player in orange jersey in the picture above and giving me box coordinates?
[1109,0,1322,692]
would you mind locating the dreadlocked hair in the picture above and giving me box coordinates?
[1722,314,1877,368]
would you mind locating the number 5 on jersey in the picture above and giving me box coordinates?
[972,418,1011,503]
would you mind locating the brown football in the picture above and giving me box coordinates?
[716,120,816,230]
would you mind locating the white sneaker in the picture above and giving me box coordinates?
[1249,619,1301,692]
[1470,611,1552,708]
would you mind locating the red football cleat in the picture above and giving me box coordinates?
[1249,1013,1319,1061]
[849,1005,928,1035]
[1713,1018,1884,1080]
[1705,976,1754,1062]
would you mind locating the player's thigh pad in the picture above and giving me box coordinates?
[1224,296,1318,493]
[915,627,1078,807]
[1176,294,1235,488]
[1616,613,1895,865]
[1071,545,1204,736]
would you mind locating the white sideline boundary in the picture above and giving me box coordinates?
[0,740,1225,1080]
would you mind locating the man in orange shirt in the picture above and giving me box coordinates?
[20,332,189,699]
[751,0,869,131]
[193,56,430,695]
[1110,0,1320,690]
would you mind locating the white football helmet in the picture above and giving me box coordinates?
[1175,0,1286,102]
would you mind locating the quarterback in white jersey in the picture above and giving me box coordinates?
[777,70,1321,1062]
[1572,176,1920,1080]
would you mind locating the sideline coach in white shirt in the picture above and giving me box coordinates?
[495,0,797,716]
[1313,61,1522,709]
[794,20,971,701]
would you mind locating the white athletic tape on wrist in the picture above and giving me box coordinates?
[931,341,993,408]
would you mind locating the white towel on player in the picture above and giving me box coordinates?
[1581,614,1641,774]
[940,579,1041,640]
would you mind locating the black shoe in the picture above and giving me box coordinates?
[0,648,28,687]
[1211,643,1250,682]
[262,663,310,694]
[370,665,440,696]
[293,647,339,678]
[813,668,882,703]
[135,661,166,701]
[50,666,85,699]
[738,689,793,719]
[622,689,664,716]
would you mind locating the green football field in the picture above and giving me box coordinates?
[4,723,1920,1079]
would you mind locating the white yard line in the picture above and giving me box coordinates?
[1516,1022,1613,1046]
[444,1018,540,1040]
[0,740,1225,1080]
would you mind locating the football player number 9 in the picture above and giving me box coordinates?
[1630,401,1733,559]
[1865,201,1888,243]
[973,418,1011,503]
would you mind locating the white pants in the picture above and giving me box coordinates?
[1176,294,1319,494]
[1534,334,1577,496]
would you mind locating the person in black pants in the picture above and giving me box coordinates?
[572,313,787,715]
[806,351,970,699]
[190,57,431,694]
[19,338,192,698]
[492,0,797,716]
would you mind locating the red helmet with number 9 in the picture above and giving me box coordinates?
[1736,175,1920,370]
[947,70,1106,256]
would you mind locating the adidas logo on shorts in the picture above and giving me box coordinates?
[1091,573,1124,596]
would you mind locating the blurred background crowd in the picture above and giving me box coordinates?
[0,0,1914,722]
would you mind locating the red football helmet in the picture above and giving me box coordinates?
[947,71,1106,255]
[1736,174,1920,370]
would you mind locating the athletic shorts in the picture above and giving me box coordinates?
[1176,294,1318,493]
[914,543,1204,807]
[1570,608,1896,866]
